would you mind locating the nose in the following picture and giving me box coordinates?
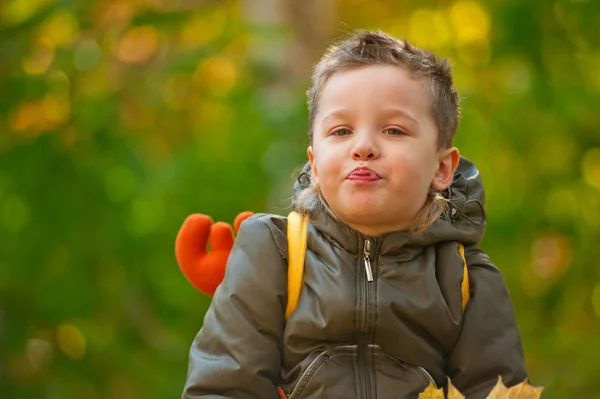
[351,131,380,160]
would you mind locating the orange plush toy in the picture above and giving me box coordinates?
[175,211,291,399]
[175,211,254,296]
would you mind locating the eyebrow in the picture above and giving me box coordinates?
[320,109,351,126]
[378,107,420,125]
[320,107,420,126]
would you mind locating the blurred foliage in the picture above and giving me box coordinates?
[0,0,599,398]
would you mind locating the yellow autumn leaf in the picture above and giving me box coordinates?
[418,376,543,399]
[486,376,544,399]
[418,381,445,399]
[486,376,509,398]
[447,379,466,399]
[506,379,544,398]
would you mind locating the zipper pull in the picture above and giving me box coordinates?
[363,239,373,282]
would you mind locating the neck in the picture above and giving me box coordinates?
[341,218,412,237]
[314,192,418,237]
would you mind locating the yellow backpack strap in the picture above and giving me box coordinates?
[458,243,470,313]
[285,211,309,321]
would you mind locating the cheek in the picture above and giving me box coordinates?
[313,154,344,204]
[314,147,343,180]
[390,149,437,188]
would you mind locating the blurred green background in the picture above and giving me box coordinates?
[1,0,599,397]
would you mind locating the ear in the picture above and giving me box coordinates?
[431,147,460,191]
[307,146,318,184]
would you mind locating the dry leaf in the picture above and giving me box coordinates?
[486,376,544,399]
[418,376,543,399]
[487,377,510,399]
[506,379,544,398]
[446,379,466,399]
[418,381,445,399]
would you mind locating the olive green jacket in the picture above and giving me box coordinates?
[183,158,527,399]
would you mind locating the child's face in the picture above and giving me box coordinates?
[308,64,459,236]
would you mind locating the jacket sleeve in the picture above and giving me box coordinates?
[447,246,528,399]
[183,215,288,399]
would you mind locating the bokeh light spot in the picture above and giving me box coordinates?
[38,11,79,47]
[2,0,51,27]
[25,338,53,370]
[74,39,101,70]
[22,37,55,75]
[115,26,158,64]
[531,235,571,280]
[97,2,134,30]
[10,102,38,132]
[57,323,86,360]
[42,93,70,124]
[193,57,238,97]
[449,1,491,45]
[408,9,452,49]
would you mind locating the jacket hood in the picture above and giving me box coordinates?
[291,156,487,254]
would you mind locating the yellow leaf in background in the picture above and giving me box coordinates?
[447,380,465,399]
[38,11,79,47]
[192,56,238,97]
[449,1,491,45]
[56,323,86,360]
[42,93,70,124]
[418,382,445,399]
[96,2,134,30]
[115,26,158,64]
[408,9,452,49]
[10,101,39,132]
[22,37,55,75]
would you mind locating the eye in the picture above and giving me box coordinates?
[385,127,407,136]
[331,128,352,136]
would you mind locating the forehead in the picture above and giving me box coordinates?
[317,64,433,123]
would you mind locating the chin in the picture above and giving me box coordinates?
[341,204,384,220]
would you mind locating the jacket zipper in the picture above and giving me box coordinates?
[363,239,373,282]
[358,238,376,398]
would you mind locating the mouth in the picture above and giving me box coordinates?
[347,167,381,183]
